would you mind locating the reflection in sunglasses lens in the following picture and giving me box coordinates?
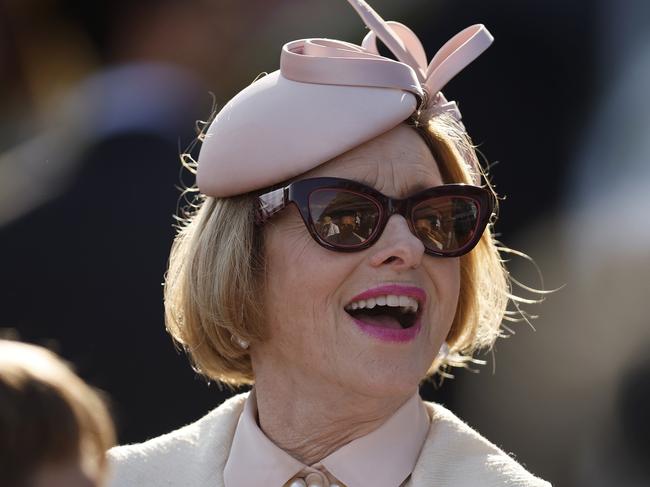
[309,190,479,253]
[309,189,379,247]
[413,196,478,253]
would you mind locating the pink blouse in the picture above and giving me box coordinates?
[223,389,430,487]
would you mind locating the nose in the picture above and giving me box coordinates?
[368,214,425,270]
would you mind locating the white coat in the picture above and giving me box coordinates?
[107,393,551,487]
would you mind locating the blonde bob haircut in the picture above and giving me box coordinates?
[165,113,515,386]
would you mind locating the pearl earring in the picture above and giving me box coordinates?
[231,334,250,350]
[436,341,450,361]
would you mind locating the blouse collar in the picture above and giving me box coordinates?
[223,389,430,487]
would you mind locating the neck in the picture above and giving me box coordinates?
[252,367,414,465]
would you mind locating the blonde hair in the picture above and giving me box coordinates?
[412,113,510,375]
[165,113,521,386]
[0,339,116,486]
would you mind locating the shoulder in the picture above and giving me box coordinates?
[106,392,248,487]
[409,401,551,487]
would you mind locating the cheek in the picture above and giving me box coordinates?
[263,217,352,345]
[426,258,461,337]
[445,260,461,303]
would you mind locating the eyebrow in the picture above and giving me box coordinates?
[352,176,434,198]
[403,182,431,193]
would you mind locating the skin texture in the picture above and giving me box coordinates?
[250,124,460,464]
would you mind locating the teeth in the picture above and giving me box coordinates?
[346,295,419,313]
[387,295,399,306]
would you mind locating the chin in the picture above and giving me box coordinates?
[331,315,438,399]
[340,353,432,400]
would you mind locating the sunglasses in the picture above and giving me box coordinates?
[256,177,494,257]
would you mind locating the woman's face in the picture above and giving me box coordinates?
[253,124,460,399]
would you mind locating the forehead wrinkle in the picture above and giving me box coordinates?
[306,126,441,195]
[330,157,441,198]
[362,137,439,196]
[325,154,381,187]
[349,140,425,167]
[371,158,441,198]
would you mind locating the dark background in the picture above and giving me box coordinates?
[1,1,649,485]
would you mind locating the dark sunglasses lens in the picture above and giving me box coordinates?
[412,196,480,253]
[309,189,380,247]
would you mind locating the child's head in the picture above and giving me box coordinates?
[0,339,115,487]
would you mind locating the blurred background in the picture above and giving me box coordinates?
[1,0,648,485]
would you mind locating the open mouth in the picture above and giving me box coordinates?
[344,295,420,330]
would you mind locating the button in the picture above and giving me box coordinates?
[305,472,326,487]
[287,479,307,487]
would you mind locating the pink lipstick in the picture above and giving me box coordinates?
[345,285,426,343]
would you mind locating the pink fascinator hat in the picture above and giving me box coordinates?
[197,0,493,197]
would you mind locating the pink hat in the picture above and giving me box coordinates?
[197,0,493,197]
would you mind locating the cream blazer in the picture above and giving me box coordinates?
[107,393,551,487]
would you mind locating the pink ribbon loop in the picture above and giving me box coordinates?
[361,21,429,80]
[424,24,493,96]
[280,0,493,122]
[281,38,423,98]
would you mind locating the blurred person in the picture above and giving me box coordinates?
[0,0,300,226]
[107,1,549,486]
[0,339,115,487]
[0,0,288,447]
[331,213,366,245]
[414,217,445,251]
[320,215,340,238]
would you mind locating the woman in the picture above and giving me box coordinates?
[108,1,550,486]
